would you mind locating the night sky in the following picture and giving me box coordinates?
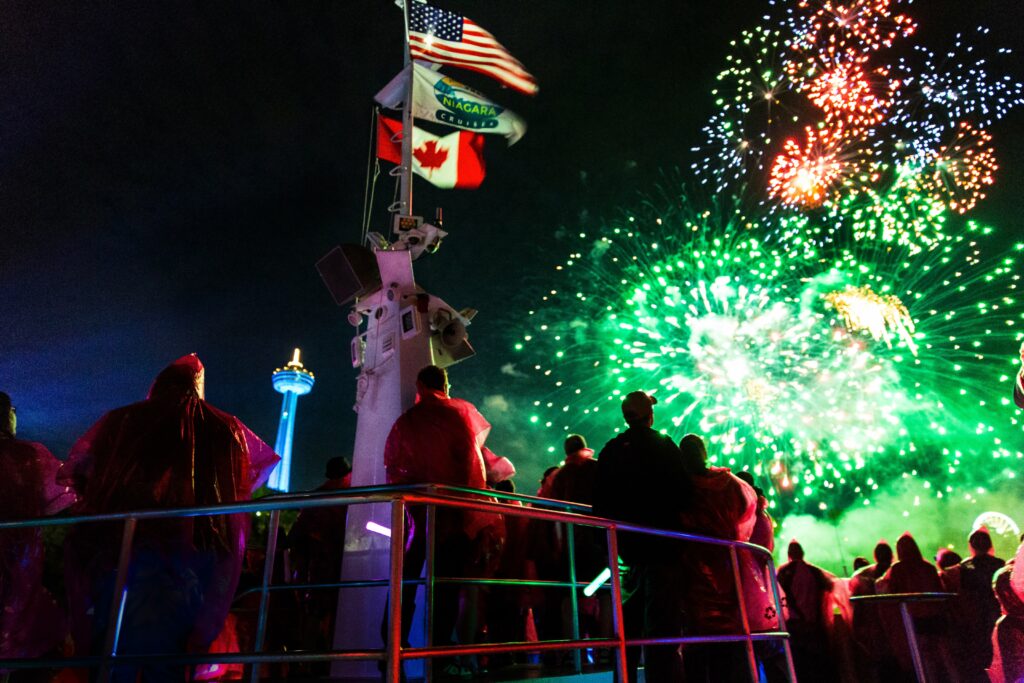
[2,0,1022,494]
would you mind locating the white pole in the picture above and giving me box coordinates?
[399,0,414,216]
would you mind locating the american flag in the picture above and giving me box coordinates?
[408,2,537,96]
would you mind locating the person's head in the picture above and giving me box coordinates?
[149,354,205,401]
[493,478,515,494]
[621,391,656,428]
[788,540,805,562]
[325,456,353,485]
[896,532,923,563]
[936,548,962,570]
[416,365,449,397]
[735,470,767,499]
[540,466,559,489]
[969,527,994,557]
[874,541,894,568]
[0,392,14,437]
[853,556,869,572]
[564,434,587,455]
[679,433,708,474]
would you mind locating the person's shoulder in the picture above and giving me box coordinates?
[648,430,681,451]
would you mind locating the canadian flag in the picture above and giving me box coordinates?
[376,114,486,189]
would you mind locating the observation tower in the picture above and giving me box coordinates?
[267,348,315,492]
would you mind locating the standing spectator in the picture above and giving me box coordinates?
[288,456,352,675]
[879,532,955,681]
[678,434,756,541]
[849,541,893,596]
[677,435,758,683]
[957,527,1006,681]
[1013,340,1024,408]
[734,471,788,680]
[777,540,837,683]
[382,365,504,678]
[0,392,76,663]
[548,435,611,652]
[848,540,895,682]
[59,354,278,683]
[990,538,1024,683]
[523,462,568,658]
[936,548,963,590]
[594,391,691,683]
[548,434,597,505]
[536,465,559,498]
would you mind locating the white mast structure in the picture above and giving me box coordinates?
[322,3,475,676]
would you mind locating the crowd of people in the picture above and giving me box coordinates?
[2,359,1023,683]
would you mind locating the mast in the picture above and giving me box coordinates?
[399,0,414,216]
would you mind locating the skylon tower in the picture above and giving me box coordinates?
[267,348,315,492]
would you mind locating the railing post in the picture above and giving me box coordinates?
[605,526,628,683]
[425,503,436,683]
[250,508,281,683]
[899,601,927,683]
[566,521,582,673]
[99,517,137,683]
[765,552,798,683]
[728,545,759,682]
[386,499,407,683]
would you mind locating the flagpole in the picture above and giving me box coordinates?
[400,0,414,216]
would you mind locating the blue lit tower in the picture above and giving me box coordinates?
[267,348,315,492]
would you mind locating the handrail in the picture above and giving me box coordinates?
[0,483,586,530]
[849,592,955,682]
[0,484,796,683]
[849,592,955,602]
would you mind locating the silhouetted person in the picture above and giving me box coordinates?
[0,392,75,662]
[991,538,1024,683]
[549,435,611,653]
[677,434,758,683]
[777,540,836,683]
[957,527,1005,681]
[853,556,870,572]
[289,456,352,674]
[486,478,531,669]
[59,355,278,683]
[879,533,955,681]
[851,541,893,596]
[523,464,565,657]
[1014,340,1024,408]
[536,465,559,498]
[594,391,691,683]
[382,365,504,678]
[849,541,894,681]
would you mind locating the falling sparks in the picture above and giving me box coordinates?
[825,285,917,354]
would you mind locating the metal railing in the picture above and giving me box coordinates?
[849,592,955,683]
[0,484,797,682]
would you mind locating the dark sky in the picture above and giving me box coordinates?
[2,0,1022,492]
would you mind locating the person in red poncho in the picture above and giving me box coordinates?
[0,391,76,664]
[382,364,505,678]
[876,532,956,681]
[990,538,1024,683]
[676,434,758,682]
[58,354,278,683]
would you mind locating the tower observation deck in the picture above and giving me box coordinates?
[267,348,315,492]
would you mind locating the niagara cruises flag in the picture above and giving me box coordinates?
[376,114,486,189]
[408,2,538,96]
[375,63,527,145]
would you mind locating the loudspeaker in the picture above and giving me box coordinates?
[316,244,382,306]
